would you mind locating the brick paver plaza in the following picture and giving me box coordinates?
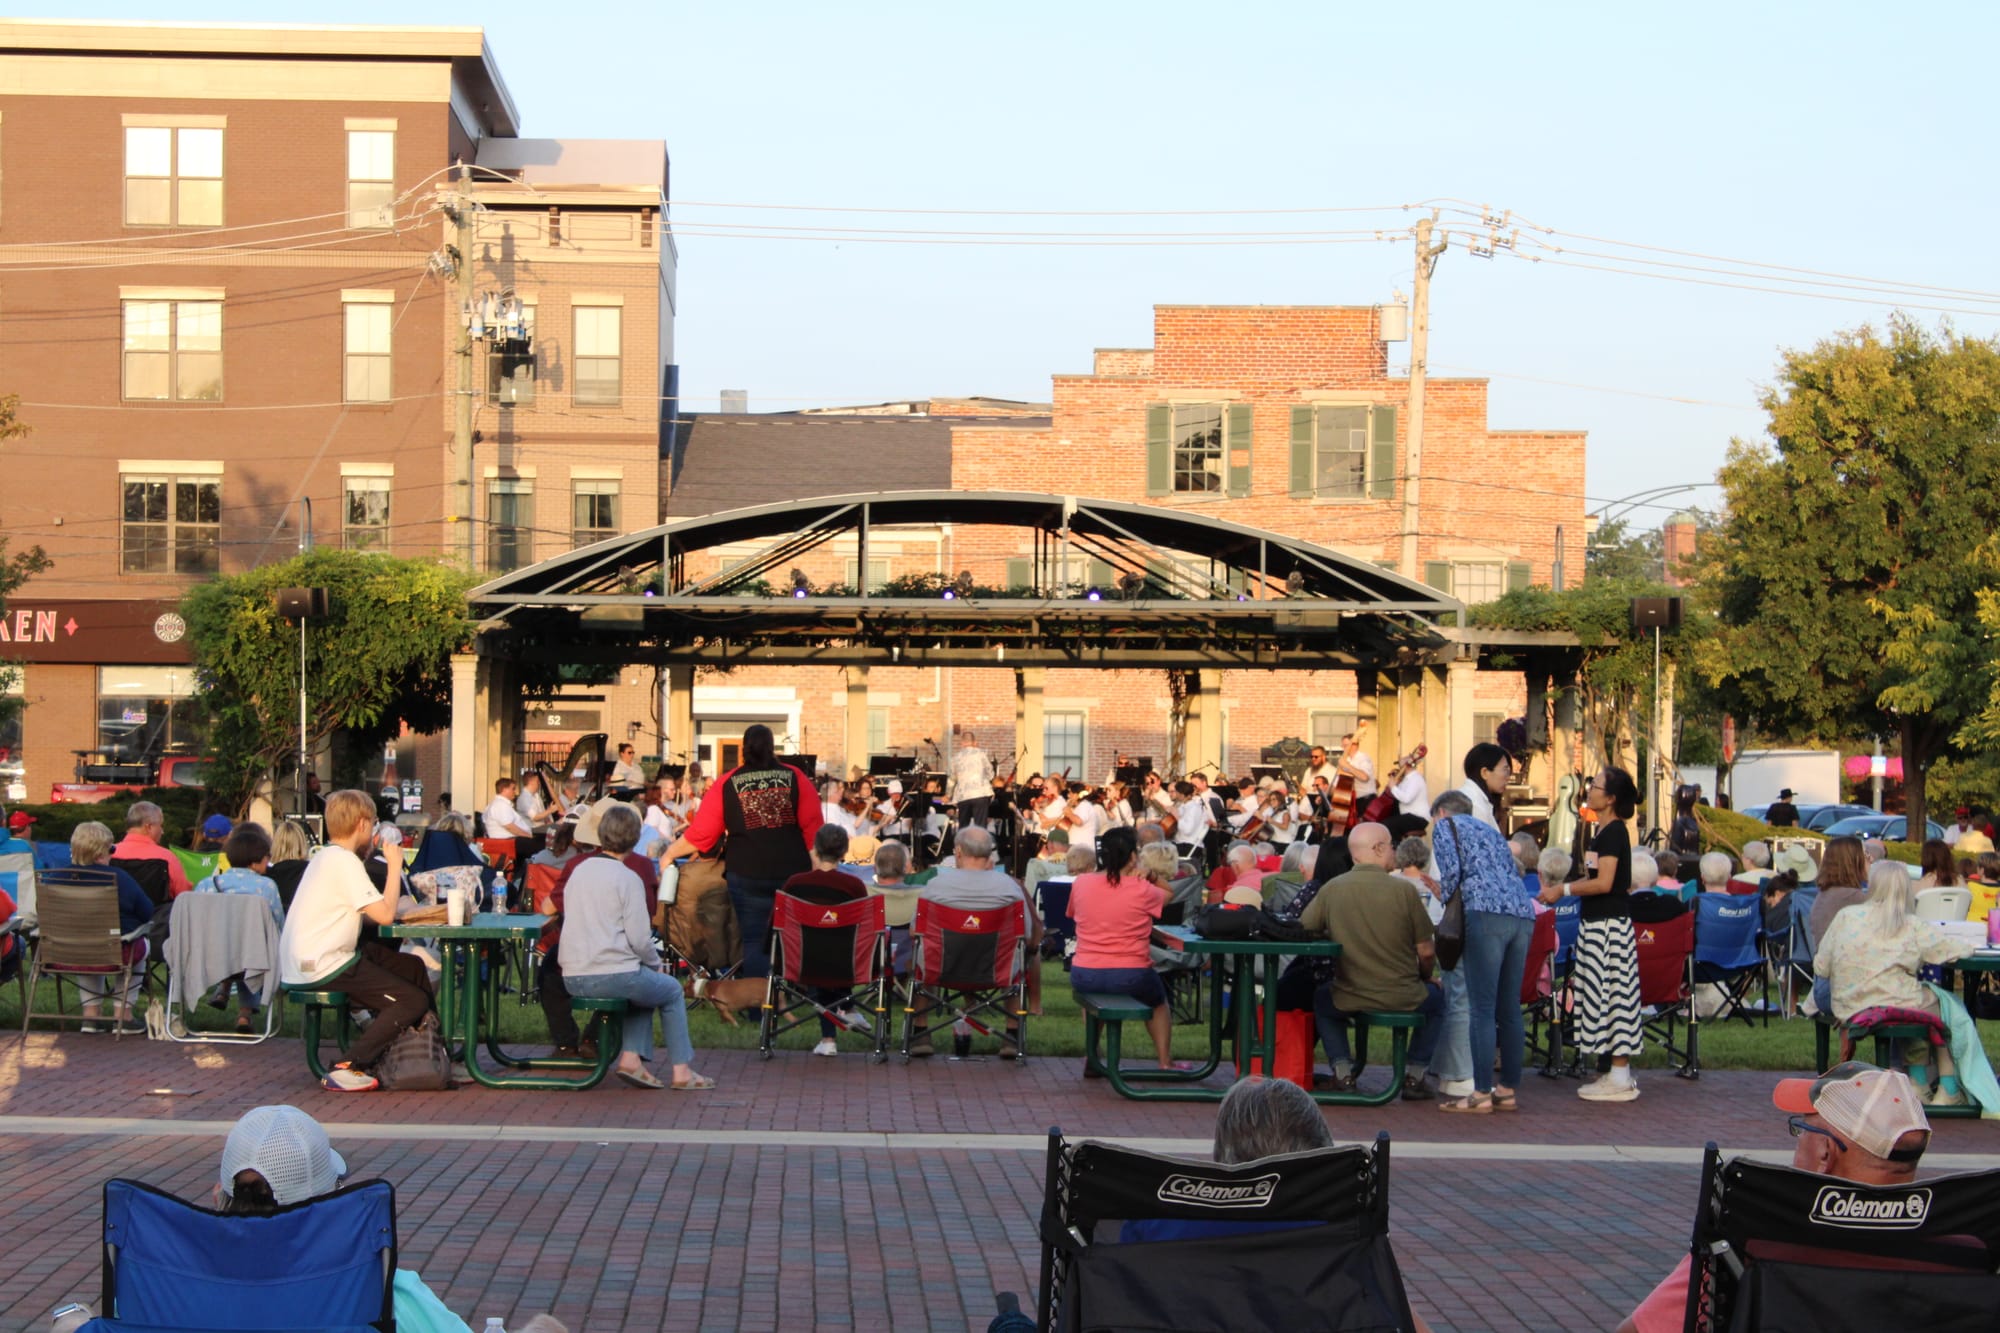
[3,1033,1996,1331]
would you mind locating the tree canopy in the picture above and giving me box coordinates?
[181,549,474,812]
[1695,318,2000,835]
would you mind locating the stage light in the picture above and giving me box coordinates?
[941,588,957,600]
[790,568,811,599]
[1085,587,1103,601]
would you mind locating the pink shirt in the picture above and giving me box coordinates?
[1068,870,1163,970]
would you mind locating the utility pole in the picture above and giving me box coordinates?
[450,161,477,570]
[1399,215,1448,578]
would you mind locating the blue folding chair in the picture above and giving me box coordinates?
[1535,898,1585,1076]
[1550,896,1582,970]
[91,1177,396,1332]
[1784,884,1820,1014]
[1691,892,1767,1028]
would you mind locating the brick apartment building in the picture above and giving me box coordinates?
[0,20,673,803]
[641,304,1588,801]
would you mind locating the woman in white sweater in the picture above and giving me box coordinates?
[558,804,714,1091]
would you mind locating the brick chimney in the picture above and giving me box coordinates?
[1662,510,1700,587]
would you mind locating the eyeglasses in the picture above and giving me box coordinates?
[1786,1115,1848,1152]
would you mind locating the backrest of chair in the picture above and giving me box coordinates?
[772,892,885,988]
[34,840,73,872]
[165,892,280,976]
[1635,911,1695,1006]
[1520,910,1558,1005]
[35,871,124,968]
[1915,887,1973,923]
[913,897,1025,989]
[1694,892,1764,969]
[1688,1145,2000,1332]
[1039,1131,1411,1333]
[104,1177,396,1330]
[1787,885,1821,962]
[0,848,35,922]
[172,848,220,886]
[525,860,562,914]
[109,856,172,908]
[478,837,517,868]
[1037,878,1077,934]
[1550,896,1582,966]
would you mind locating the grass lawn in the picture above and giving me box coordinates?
[9,958,1995,1072]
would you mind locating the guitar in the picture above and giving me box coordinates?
[1360,745,1429,824]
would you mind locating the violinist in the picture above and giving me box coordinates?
[1102,781,1135,831]
[821,780,857,834]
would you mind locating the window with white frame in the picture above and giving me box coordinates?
[573,306,621,405]
[346,129,395,228]
[121,473,220,574]
[125,125,221,227]
[1473,712,1505,748]
[1450,560,1506,606]
[1308,711,1357,751]
[1313,405,1369,499]
[123,300,221,401]
[1045,711,1086,778]
[1171,403,1224,494]
[487,478,534,573]
[343,476,391,551]
[844,556,891,593]
[867,706,890,756]
[571,479,619,547]
[343,301,392,402]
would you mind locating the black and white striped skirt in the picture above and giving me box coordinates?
[1573,917,1643,1057]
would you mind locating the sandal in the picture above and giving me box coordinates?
[1491,1089,1519,1112]
[615,1065,665,1090]
[1439,1092,1494,1114]
[670,1073,717,1091]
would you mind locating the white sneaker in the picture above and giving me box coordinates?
[838,1008,875,1034]
[1578,1074,1639,1103]
[1438,1078,1476,1098]
[322,1065,381,1092]
[812,1037,839,1057]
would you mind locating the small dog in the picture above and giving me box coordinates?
[690,973,767,1027]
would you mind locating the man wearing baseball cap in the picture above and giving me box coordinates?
[1617,1062,1933,1332]
[0,805,35,856]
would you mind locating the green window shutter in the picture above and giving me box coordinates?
[1225,402,1253,498]
[1423,561,1454,593]
[1507,560,1533,592]
[1145,405,1171,496]
[1005,557,1032,591]
[1289,406,1313,498]
[1369,404,1398,500]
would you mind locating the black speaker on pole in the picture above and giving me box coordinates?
[276,587,330,620]
[1630,596,1683,631]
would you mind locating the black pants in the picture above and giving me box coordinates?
[957,797,991,832]
[319,940,435,1070]
[539,948,580,1049]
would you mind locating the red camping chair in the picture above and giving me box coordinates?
[478,838,518,886]
[1636,910,1698,1078]
[759,892,891,1060]
[900,898,1029,1061]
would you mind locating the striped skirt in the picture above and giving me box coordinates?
[1573,917,1643,1058]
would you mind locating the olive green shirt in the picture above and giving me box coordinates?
[1299,864,1435,1013]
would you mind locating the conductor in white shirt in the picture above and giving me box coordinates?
[951,732,995,833]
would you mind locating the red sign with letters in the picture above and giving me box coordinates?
[0,599,194,665]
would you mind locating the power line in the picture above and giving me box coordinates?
[663,228,1404,249]
[666,199,1423,218]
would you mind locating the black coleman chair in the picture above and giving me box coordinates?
[1035,1130,1417,1332]
[1683,1143,2000,1332]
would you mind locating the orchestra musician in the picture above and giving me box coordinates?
[1169,779,1214,863]
[1336,731,1379,802]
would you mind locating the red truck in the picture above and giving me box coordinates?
[51,752,209,804]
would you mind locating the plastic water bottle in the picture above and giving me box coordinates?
[484,1320,507,1333]
[490,881,507,915]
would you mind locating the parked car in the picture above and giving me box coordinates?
[1801,804,1876,832]
[51,752,208,803]
[1821,813,1947,843]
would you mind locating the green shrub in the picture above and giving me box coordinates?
[1699,805,1921,865]
[9,787,204,848]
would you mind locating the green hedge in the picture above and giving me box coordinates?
[8,787,205,849]
[1700,806,1922,866]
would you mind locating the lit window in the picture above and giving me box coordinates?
[123,300,222,401]
[347,130,395,228]
[343,302,391,402]
[121,474,220,575]
[573,306,621,405]
[125,126,222,227]
[344,476,391,551]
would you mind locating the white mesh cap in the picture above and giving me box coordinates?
[218,1105,348,1205]
[1774,1062,1930,1163]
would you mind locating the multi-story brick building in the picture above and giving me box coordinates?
[0,20,673,802]
[639,304,1587,801]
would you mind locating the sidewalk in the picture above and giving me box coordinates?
[2,1032,1995,1331]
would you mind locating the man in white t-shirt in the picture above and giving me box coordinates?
[483,778,531,841]
[279,789,431,1092]
[1338,732,1378,800]
[1392,765,1431,819]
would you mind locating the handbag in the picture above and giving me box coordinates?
[1436,818,1467,972]
[375,1012,453,1091]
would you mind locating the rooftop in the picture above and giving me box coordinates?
[475,138,669,199]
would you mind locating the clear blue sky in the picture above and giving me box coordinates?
[45,1,2000,524]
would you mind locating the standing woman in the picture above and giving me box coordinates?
[1430,790,1539,1114]
[1539,765,1643,1103]
[661,723,820,979]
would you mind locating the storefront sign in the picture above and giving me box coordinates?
[0,600,194,665]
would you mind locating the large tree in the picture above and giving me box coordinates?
[181,548,474,813]
[0,395,53,739]
[1696,319,2000,837]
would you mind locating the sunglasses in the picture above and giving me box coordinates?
[1787,1115,1847,1153]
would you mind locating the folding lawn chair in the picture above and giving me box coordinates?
[1682,1143,2000,1332]
[163,892,282,1044]
[900,897,1028,1061]
[1636,909,1698,1078]
[1692,892,1767,1029]
[1517,907,1558,1051]
[90,1176,396,1331]
[19,871,156,1039]
[1783,885,1820,1014]
[1036,1130,1418,1332]
[1536,897,1584,1077]
[0,844,38,926]
[759,891,890,1060]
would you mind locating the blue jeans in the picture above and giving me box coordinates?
[1432,964,1472,1083]
[1314,979,1447,1079]
[1463,910,1534,1093]
[563,967,695,1068]
[726,872,788,979]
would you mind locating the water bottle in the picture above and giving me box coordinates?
[484,1320,507,1333]
[490,881,507,915]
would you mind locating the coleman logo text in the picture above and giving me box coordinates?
[1157,1173,1280,1210]
[1811,1185,1932,1230]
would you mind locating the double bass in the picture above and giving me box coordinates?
[1360,745,1429,825]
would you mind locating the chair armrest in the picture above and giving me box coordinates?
[120,922,156,943]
